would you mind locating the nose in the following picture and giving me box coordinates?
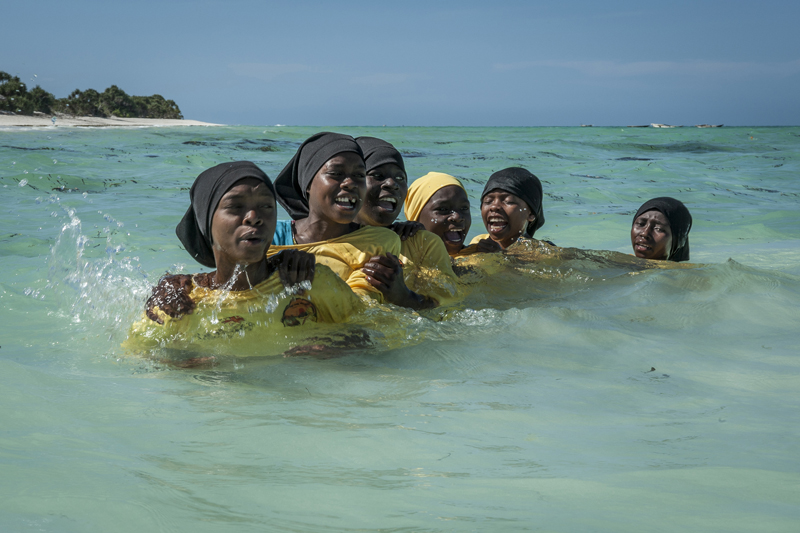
[382,178,400,191]
[447,209,463,222]
[341,176,358,191]
[243,209,262,226]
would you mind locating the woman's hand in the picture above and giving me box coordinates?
[269,249,316,289]
[145,274,194,324]
[474,238,503,253]
[387,221,424,241]
[362,253,435,310]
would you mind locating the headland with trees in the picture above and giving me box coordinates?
[0,71,183,120]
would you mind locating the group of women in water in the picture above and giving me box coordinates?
[134,131,693,356]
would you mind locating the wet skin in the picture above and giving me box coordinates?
[294,152,367,243]
[355,162,407,228]
[417,185,472,256]
[145,178,315,323]
[210,178,277,284]
[480,189,536,249]
[631,209,673,260]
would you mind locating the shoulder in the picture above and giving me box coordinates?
[469,233,490,245]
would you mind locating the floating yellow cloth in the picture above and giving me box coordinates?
[267,225,401,303]
[399,230,460,306]
[124,265,365,358]
[404,172,465,222]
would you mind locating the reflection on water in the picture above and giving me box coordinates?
[1,126,799,531]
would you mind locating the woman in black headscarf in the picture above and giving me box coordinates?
[354,136,460,309]
[269,132,402,303]
[145,161,315,323]
[469,167,547,250]
[631,197,692,262]
[135,161,365,354]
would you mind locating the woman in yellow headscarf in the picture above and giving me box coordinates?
[404,172,498,257]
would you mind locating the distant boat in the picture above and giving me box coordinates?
[695,124,723,128]
[626,125,649,128]
[580,124,593,127]
[651,123,680,128]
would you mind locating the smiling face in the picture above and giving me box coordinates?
[417,185,472,255]
[480,189,536,249]
[210,177,277,269]
[631,209,673,260]
[355,162,408,227]
[306,152,366,225]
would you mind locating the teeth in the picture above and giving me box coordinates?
[379,197,397,205]
[336,197,356,205]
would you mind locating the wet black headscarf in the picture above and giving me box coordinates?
[274,132,364,220]
[633,197,692,262]
[175,161,275,268]
[355,136,406,174]
[481,167,545,237]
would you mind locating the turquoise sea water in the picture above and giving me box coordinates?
[1,125,799,531]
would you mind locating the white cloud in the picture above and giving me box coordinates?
[493,59,800,78]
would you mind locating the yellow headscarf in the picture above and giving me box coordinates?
[403,172,466,222]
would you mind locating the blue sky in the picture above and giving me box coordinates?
[3,0,799,126]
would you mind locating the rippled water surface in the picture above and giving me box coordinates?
[1,126,799,532]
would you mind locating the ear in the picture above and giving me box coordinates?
[527,212,536,223]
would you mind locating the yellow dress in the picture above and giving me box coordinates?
[398,230,460,306]
[267,225,402,303]
[124,265,365,358]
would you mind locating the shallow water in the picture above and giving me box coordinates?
[1,126,799,531]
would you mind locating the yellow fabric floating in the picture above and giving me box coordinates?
[267,225,402,303]
[399,230,461,306]
[124,265,366,358]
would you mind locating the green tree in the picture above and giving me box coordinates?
[28,85,57,114]
[57,88,103,116]
[99,85,136,117]
[0,71,32,114]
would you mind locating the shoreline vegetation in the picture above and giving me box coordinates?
[0,71,220,127]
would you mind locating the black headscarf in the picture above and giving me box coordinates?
[274,132,364,220]
[633,197,692,262]
[355,136,406,174]
[481,167,545,237]
[175,161,275,268]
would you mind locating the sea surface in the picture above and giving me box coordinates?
[1,125,799,532]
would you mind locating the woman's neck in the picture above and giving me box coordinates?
[293,215,357,244]
[208,259,271,291]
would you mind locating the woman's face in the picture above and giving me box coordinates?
[210,177,277,268]
[355,163,408,227]
[417,185,472,255]
[480,189,536,248]
[306,152,367,225]
[631,209,673,260]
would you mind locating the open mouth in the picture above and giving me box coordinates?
[334,195,358,210]
[240,232,265,246]
[375,195,398,211]
[487,215,508,234]
[444,228,464,243]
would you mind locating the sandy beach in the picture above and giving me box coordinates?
[0,114,222,128]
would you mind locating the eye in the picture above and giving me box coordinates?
[395,174,407,182]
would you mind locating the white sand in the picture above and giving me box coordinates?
[0,114,222,128]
